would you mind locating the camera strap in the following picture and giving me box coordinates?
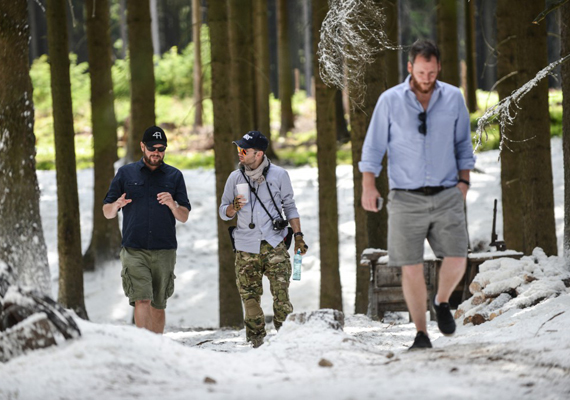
[239,168,286,224]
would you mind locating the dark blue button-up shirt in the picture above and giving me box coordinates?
[104,159,191,250]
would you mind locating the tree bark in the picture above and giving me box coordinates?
[464,0,478,112]
[209,0,243,328]
[351,0,394,314]
[496,0,557,256]
[126,0,156,162]
[252,0,278,160]
[277,0,295,136]
[46,0,88,318]
[228,0,254,139]
[0,0,51,293]
[192,0,203,128]
[303,0,312,97]
[436,0,460,86]
[313,0,342,311]
[84,0,122,271]
[561,2,570,263]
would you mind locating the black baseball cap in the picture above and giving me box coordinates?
[233,131,268,151]
[142,126,167,146]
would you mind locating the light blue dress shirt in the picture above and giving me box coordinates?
[359,75,475,189]
[219,164,300,254]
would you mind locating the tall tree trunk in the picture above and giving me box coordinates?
[313,0,342,311]
[352,0,394,314]
[436,0,460,86]
[46,0,88,318]
[84,0,122,271]
[125,0,156,162]
[228,0,254,139]
[252,0,278,160]
[277,0,295,136]
[303,0,312,97]
[496,0,557,256]
[209,0,243,328]
[150,0,160,56]
[119,0,128,59]
[0,0,51,293]
[464,0,478,112]
[192,0,203,128]
[562,2,570,264]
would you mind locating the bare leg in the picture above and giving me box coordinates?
[402,263,427,333]
[134,300,152,331]
[436,257,466,304]
[149,306,165,334]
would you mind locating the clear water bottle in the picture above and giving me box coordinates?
[292,250,302,281]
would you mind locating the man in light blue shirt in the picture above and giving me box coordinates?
[359,40,475,350]
[220,131,308,348]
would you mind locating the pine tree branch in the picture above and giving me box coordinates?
[533,0,570,24]
[475,53,570,153]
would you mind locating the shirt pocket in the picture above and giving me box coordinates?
[155,182,175,196]
[126,181,145,199]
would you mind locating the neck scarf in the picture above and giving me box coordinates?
[242,155,269,184]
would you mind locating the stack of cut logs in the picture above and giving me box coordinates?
[455,249,570,326]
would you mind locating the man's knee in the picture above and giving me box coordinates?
[244,298,263,319]
[402,264,425,278]
[135,299,151,307]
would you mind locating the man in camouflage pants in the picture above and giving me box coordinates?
[219,131,308,348]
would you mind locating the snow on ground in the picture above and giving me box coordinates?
[1,138,569,399]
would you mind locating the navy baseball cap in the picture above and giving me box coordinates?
[233,131,268,151]
[142,126,167,146]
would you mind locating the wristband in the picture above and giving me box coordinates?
[458,179,470,186]
[294,232,304,237]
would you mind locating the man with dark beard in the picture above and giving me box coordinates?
[219,131,308,348]
[359,40,475,349]
[103,126,190,334]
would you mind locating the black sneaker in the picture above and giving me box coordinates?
[409,331,432,350]
[434,299,456,335]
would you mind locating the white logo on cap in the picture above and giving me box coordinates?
[153,132,162,139]
[244,134,253,140]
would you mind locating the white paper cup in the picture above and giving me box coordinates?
[236,183,249,203]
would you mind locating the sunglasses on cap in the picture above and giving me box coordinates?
[145,144,166,152]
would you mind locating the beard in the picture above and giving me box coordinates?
[411,75,436,94]
[143,152,164,167]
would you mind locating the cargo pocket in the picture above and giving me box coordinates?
[165,272,176,299]
[121,267,134,297]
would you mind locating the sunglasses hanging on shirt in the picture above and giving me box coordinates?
[418,112,427,135]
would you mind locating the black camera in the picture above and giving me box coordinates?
[272,218,288,231]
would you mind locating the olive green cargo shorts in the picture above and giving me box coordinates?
[120,247,177,309]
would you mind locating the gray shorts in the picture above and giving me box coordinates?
[120,247,177,309]
[387,187,468,266]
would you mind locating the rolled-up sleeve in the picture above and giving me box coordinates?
[219,173,236,221]
[280,171,300,221]
[358,95,390,177]
[454,93,476,171]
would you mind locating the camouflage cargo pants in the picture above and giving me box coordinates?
[235,241,293,342]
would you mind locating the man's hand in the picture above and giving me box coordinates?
[457,181,469,200]
[232,195,246,212]
[361,172,382,212]
[362,187,382,212]
[103,193,131,219]
[294,235,308,255]
[157,192,176,208]
[158,192,189,223]
[116,193,132,208]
